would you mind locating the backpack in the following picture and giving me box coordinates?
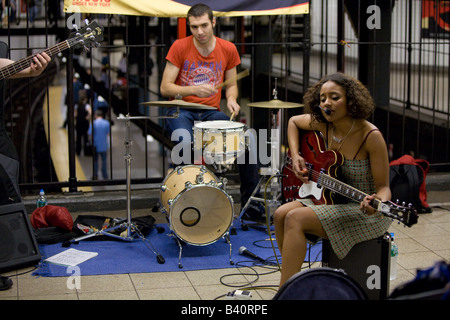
[389,155,432,214]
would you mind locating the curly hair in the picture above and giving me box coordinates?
[303,73,375,124]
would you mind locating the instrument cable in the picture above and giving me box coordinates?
[213,173,324,299]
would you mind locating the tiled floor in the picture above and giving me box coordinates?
[1,190,449,301]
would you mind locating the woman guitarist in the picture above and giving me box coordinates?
[274,72,392,289]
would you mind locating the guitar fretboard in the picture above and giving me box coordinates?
[0,40,72,80]
[318,171,381,209]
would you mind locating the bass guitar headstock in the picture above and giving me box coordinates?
[68,19,104,51]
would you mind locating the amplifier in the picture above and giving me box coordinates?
[0,202,41,272]
[322,233,391,300]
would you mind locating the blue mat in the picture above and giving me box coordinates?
[33,223,322,277]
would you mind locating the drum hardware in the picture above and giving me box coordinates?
[140,99,216,121]
[65,114,165,264]
[140,99,216,110]
[206,162,236,175]
[240,81,304,229]
[246,99,304,109]
[160,164,234,268]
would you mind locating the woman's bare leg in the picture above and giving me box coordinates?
[273,201,304,254]
[278,206,327,288]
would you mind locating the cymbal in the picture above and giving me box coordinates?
[140,99,216,110]
[247,99,303,109]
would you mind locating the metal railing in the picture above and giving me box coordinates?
[0,0,448,196]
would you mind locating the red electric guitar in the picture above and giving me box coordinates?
[281,131,418,227]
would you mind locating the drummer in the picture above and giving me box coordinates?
[160,3,264,221]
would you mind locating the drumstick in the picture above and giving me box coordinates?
[215,69,250,89]
[230,112,235,121]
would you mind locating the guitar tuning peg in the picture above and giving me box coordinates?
[85,19,90,25]
[73,24,79,31]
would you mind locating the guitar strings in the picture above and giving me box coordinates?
[285,155,364,197]
[0,31,90,80]
[0,40,71,80]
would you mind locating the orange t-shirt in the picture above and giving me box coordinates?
[165,35,241,110]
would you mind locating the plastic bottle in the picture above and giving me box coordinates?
[390,233,398,280]
[36,189,48,208]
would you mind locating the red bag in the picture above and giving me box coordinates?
[31,205,73,231]
[389,155,431,213]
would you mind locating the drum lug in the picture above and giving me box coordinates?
[218,177,228,190]
[176,167,184,175]
[161,185,167,192]
[168,199,174,206]
[207,180,217,187]
[195,174,204,184]
[195,166,208,183]
[185,181,192,188]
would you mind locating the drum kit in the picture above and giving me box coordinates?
[145,88,303,267]
[68,87,302,268]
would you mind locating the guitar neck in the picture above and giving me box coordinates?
[318,171,381,209]
[0,40,70,80]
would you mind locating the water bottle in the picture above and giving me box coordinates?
[390,233,398,280]
[36,189,48,208]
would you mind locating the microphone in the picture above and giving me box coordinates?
[239,246,266,263]
[319,105,332,115]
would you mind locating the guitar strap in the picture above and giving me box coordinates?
[325,122,330,149]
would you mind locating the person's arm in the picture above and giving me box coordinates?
[287,114,317,182]
[160,61,217,98]
[360,130,392,213]
[0,52,51,79]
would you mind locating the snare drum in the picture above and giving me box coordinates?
[160,165,234,245]
[193,120,245,164]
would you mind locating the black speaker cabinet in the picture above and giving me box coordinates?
[0,202,41,272]
[322,233,391,300]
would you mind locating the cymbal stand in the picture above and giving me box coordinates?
[65,114,166,264]
[240,83,283,230]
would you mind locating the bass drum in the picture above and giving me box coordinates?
[170,183,234,246]
[273,267,367,300]
[160,165,234,246]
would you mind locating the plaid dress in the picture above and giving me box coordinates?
[299,159,392,259]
